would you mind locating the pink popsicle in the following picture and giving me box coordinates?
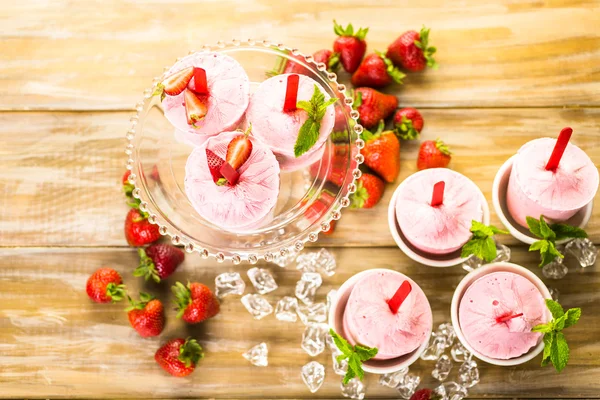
[245,74,335,171]
[342,270,432,360]
[184,131,280,231]
[458,271,548,360]
[395,168,484,255]
[506,137,599,228]
[162,52,250,143]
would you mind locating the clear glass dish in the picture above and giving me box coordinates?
[125,40,363,264]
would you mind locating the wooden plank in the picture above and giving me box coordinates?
[1,0,599,110]
[1,109,599,248]
[0,246,597,398]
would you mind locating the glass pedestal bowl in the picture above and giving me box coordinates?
[125,40,363,264]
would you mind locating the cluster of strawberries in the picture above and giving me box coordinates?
[301,22,452,232]
[84,170,221,377]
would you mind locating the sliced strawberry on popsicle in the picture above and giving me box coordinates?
[162,67,194,96]
[206,149,225,183]
[184,89,208,127]
[218,127,253,186]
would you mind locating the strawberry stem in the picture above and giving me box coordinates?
[545,127,573,171]
[283,74,300,112]
[431,181,445,207]
[193,68,208,95]
[388,280,412,314]
[496,312,524,323]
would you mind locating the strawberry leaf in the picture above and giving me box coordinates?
[419,25,439,69]
[106,283,126,303]
[178,338,204,368]
[172,282,192,319]
[353,90,362,108]
[133,248,161,283]
[328,52,341,72]
[395,116,419,140]
[435,138,452,155]
[376,51,405,84]
[153,83,166,102]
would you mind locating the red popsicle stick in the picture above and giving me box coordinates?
[283,74,300,112]
[430,181,445,207]
[545,127,573,171]
[193,67,208,95]
[219,162,239,185]
[496,312,523,324]
[388,280,412,314]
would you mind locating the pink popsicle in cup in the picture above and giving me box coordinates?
[506,128,599,228]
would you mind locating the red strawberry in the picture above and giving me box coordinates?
[173,282,220,324]
[309,144,348,187]
[350,173,385,209]
[122,170,135,199]
[417,138,452,170]
[225,134,253,170]
[155,338,204,377]
[122,170,132,185]
[86,268,125,303]
[351,52,405,88]
[333,20,368,73]
[134,244,185,282]
[361,120,401,183]
[393,107,424,140]
[354,88,398,130]
[387,26,438,72]
[150,165,160,182]
[313,49,340,72]
[160,67,194,97]
[205,149,225,183]
[124,208,161,246]
[126,292,165,338]
[323,219,337,235]
[304,190,336,223]
[184,89,208,127]
[410,388,433,400]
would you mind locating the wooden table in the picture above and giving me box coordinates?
[1,1,599,398]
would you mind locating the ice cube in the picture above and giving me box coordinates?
[247,267,278,294]
[297,302,327,325]
[215,272,246,299]
[434,382,468,400]
[432,354,453,381]
[301,323,327,356]
[242,342,268,367]
[241,294,273,320]
[301,361,325,393]
[435,323,456,349]
[458,359,480,388]
[295,272,323,305]
[420,333,446,361]
[341,377,365,399]
[493,242,511,262]
[450,341,471,363]
[275,296,298,322]
[379,368,409,388]
[333,353,349,376]
[396,373,421,399]
[315,248,337,276]
[565,238,598,268]
[542,257,568,279]
[462,255,483,273]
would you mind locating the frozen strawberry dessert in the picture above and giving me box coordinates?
[155,52,250,145]
[395,168,484,255]
[342,269,432,360]
[458,271,549,359]
[184,128,280,231]
[506,135,599,228]
[244,73,336,171]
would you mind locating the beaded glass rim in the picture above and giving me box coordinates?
[124,39,364,264]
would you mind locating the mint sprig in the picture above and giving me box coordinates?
[330,329,378,384]
[461,220,508,262]
[527,216,588,267]
[532,299,581,372]
[294,85,337,157]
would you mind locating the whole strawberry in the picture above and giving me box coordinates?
[410,388,434,400]
[126,292,164,338]
[387,26,438,72]
[173,282,220,324]
[394,107,424,140]
[134,244,185,282]
[350,173,385,209]
[86,268,126,303]
[351,52,405,88]
[361,121,401,183]
[309,144,348,187]
[155,338,204,377]
[354,88,398,130]
[417,138,452,170]
[313,49,340,72]
[323,220,336,235]
[333,20,368,73]
[124,208,161,246]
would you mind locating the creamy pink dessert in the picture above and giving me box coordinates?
[244,73,335,171]
[162,52,250,144]
[395,168,484,255]
[459,271,549,359]
[342,270,432,360]
[184,131,280,230]
[507,138,599,228]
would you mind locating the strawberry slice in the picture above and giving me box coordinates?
[184,89,208,127]
[162,67,194,96]
[205,149,224,183]
[225,134,253,170]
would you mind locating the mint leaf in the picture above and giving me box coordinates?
[330,329,377,383]
[546,299,565,319]
[539,216,556,240]
[329,329,353,356]
[541,331,555,366]
[527,216,543,238]
[551,223,588,241]
[355,344,378,361]
[563,308,582,329]
[294,85,337,157]
[461,221,508,262]
[532,322,553,333]
[552,332,569,372]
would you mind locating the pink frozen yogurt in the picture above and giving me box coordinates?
[162,52,250,145]
[458,271,549,360]
[184,131,280,231]
[507,138,599,228]
[395,168,484,255]
[342,270,433,360]
[245,73,335,171]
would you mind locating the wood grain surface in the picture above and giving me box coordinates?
[1,0,599,110]
[1,247,599,398]
[1,0,600,398]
